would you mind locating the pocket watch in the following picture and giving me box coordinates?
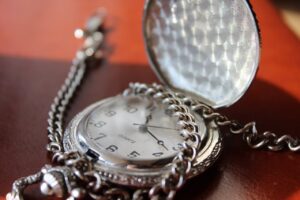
[7,0,299,200]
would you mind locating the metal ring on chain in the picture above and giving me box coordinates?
[133,83,300,153]
[127,82,203,199]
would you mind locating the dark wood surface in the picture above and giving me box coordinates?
[0,0,299,200]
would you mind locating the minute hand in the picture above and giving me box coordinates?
[133,123,176,131]
[146,129,169,151]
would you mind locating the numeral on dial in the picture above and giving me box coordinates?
[172,143,184,151]
[106,145,118,152]
[94,121,106,128]
[127,151,140,158]
[105,110,116,117]
[152,152,164,157]
[94,133,106,140]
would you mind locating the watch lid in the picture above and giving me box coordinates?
[143,0,260,108]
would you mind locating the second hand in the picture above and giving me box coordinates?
[146,129,169,151]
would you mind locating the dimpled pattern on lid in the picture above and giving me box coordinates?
[143,0,260,108]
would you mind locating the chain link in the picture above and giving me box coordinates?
[131,83,299,152]
[51,151,132,200]
[127,83,202,200]
[46,12,105,155]
[47,59,87,154]
[174,91,300,152]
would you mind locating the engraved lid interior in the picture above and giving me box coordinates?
[143,0,260,108]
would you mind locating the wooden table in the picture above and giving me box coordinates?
[0,0,299,199]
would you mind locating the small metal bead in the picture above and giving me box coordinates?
[71,188,86,199]
[40,182,54,196]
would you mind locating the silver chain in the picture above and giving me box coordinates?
[47,12,105,155]
[132,83,300,153]
[47,58,87,154]
[127,82,202,200]
[192,100,300,152]
[174,89,300,152]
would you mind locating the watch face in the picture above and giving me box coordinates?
[83,95,185,162]
[76,95,206,166]
[63,94,222,187]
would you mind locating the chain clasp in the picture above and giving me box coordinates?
[74,9,106,59]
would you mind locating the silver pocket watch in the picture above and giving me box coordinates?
[7,0,299,200]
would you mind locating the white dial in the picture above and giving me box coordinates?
[63,94,221,187]
[74,95,206,167]
[83,95,184,161]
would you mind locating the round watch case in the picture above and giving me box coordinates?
[63,95,222,187]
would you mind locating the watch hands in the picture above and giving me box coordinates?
[137,112,168,150]
[146,129,169,151]
[133,123,177,131]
